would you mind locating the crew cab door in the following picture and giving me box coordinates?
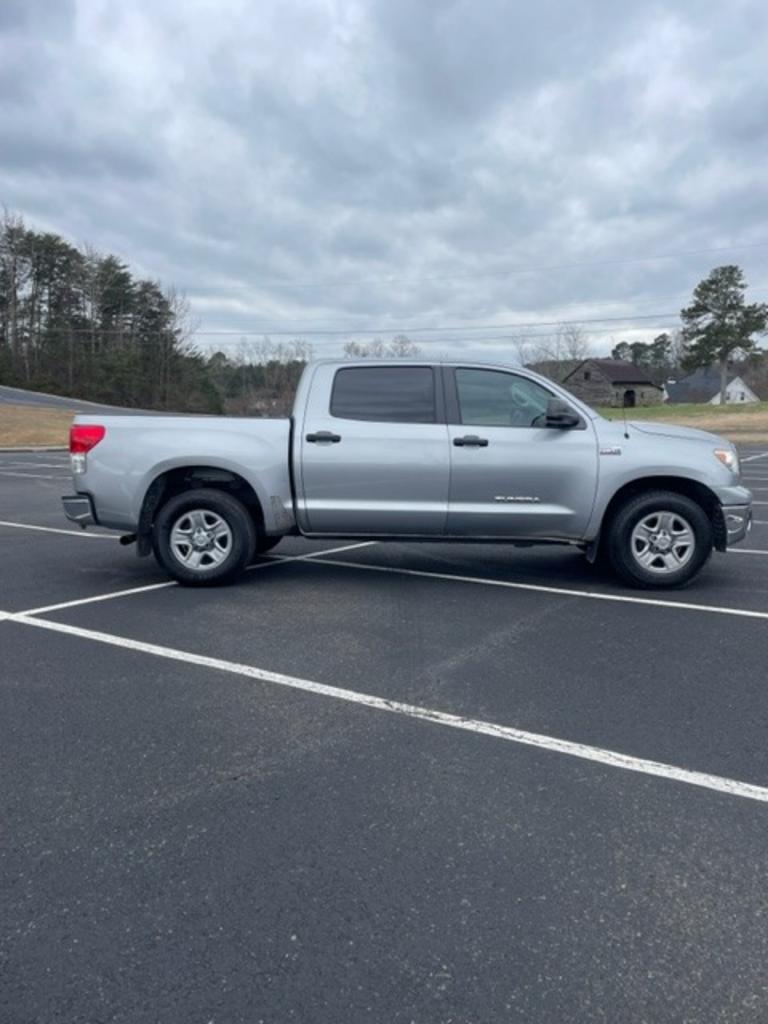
[445,367,598,538]
[297,363,450,535]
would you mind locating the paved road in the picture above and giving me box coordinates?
[0,384,160,415]
[2,448,768,1023]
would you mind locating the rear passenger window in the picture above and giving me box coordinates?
[330,367,436,423]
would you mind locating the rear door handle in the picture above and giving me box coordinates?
[453,435,488,447]
[306,431,342,443]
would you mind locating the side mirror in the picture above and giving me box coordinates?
[545,397,581,429]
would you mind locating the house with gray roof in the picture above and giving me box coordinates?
[664,367,759,405]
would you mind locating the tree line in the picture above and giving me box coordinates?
[0,210,222,411]
[0,211,425,415]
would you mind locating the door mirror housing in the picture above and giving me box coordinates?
[545,397,581,429]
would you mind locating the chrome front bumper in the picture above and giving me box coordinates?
[722,504,752,546]
[62,494,97,528]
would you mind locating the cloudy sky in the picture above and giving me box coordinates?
[2,0,768,358]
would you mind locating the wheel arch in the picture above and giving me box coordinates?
[137,465,265,555]
[598,475,722,549]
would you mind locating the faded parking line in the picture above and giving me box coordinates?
[0,471,70,481]
[0,520,117,539]
[4,609,768,806]
[0,462,69,469]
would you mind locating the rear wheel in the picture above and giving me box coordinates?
[153,488,256,586]
[606,490,713,589]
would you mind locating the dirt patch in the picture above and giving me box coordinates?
[0,404,73,447]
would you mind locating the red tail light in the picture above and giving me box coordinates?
[70,424,106,454]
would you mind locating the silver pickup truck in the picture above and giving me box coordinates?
[62,358,752,588]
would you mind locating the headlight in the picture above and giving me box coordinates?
[714,448,739,474]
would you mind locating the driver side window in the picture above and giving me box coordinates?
[454,369,552,428]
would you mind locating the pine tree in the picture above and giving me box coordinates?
[680,266,768,404]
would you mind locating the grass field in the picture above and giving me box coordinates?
[0,404,73,448]
[595,401,768,441]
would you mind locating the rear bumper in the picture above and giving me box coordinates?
[721,503,752,547]
[62,494,97,528]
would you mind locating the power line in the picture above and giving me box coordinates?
[19,310,682,338]
[189,312,680,337]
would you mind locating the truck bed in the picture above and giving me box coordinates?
[72,414,294,534]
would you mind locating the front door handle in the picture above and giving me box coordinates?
[306,431,342,444]
[453,435,488,447]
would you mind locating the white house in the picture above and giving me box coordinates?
[665,368,759,405]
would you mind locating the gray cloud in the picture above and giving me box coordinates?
[2,0,768,357]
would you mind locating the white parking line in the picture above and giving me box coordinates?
[742,452,768,462]
[285,541,378,561]
[730,548,768,555]
[16,541,378,616]
[0,462,69,470]
[3,610,767,805]
[288,556,768,622]
[21,581,179,615]
[0,471,70,480]
[0,520,116,539]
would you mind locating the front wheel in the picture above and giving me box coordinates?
[606,491,713,589]
[152,489,256,586]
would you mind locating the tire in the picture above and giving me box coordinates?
[152,488,257,586]
[606,490,713,589]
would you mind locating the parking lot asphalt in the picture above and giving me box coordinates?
[2,447,768,1023]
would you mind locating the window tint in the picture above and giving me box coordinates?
[455,369,552,427]
[331,366,436,423]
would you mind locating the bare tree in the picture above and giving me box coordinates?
[343,336,421,358]
[343,339,386,358]
[522,323,591,381]
[388,334,421,356]
[0,208,28,377]
[559,323,591,361]
[511,335,535,366]
[668,328,686,374]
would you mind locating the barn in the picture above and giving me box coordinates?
[561,359,663,408]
